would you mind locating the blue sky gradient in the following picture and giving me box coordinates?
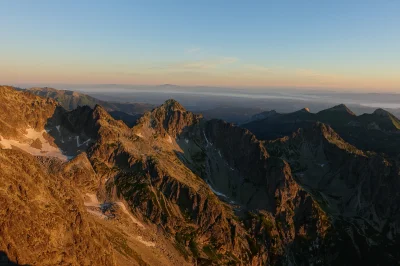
[1,0,399,91]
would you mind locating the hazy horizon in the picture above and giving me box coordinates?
[12,83,400,113]
[9,82,400,94]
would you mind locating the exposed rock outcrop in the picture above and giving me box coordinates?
[2,86,400,265]
[0,149,116,266]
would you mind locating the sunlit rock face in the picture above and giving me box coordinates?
[1,86,400,265]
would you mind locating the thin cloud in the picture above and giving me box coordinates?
[182,57,238,69]
[295,68,339,79]
[86,70,142,76]
[185,47,202,54]
[243,64,272,73]
[149,57,239,71]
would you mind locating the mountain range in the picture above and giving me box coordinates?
[26,87,154,127]
[0,86,399,265]
[243,104,400,156]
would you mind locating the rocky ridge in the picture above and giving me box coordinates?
[1,86,399,265]
[243,104,400,155]
[26,87,154,127]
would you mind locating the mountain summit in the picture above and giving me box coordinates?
[26,87,154,127]
[244,103,400,155]
[319,103,356,116]
[0,86,333,265]
[139,99,201,137]
[1,86,400,265]
[159,98,187,112]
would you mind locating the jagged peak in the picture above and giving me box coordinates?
[294,122,338,143]
[298,122,364,155]
[28,87,58,92]
[28,87,83,98]
[72,104,93,113]
[335,103,348,108]
[371,108,400,130]
[320,104,356,116]
[294,107,310,113]
[260,110,278,116]
[0,85,18,92]
[373,108,392,117]
[92,104,111,118]
[0,85,57,104]
[139,99,200,137]
[249,110,278,121]
[63,90,82,97]
[72,104,112,122]
[160,99,186,112]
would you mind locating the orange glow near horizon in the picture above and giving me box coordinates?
[1,64,399,92]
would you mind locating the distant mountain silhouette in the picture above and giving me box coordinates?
[26,87,154,127]
[243,104,400,155]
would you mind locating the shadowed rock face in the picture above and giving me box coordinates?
[79,99,334,265]
[0,251,27,266]
[26,87,154,127]
[2,86,400,265]
[265,123,400,265]
[243,104,400,156]
[318,103,356,116]
[0,86,99,159]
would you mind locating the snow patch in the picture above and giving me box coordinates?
[207,181,228,198]
[224,162,235,171]
[79,138,91,147]
[84,193,100,207]
[87,209,108,219]
[135,236,155,247]
[0,128,69,161]
[75,136,90,147]
[206,181,237,204]
[115,202,145,229]
[203,131,212,146]
[167,135,173,143]
[84,194,145,229]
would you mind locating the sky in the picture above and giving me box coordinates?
[1,0,400,91]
